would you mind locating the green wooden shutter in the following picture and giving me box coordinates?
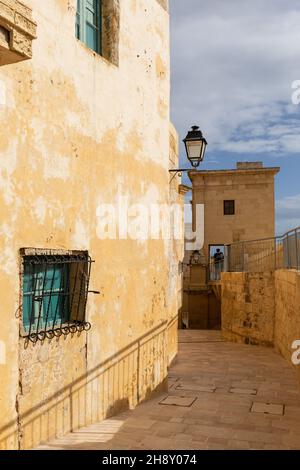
[23,262,70,332]
[76,0,81,39]
[23,264,33,331]
[76,0,102,54]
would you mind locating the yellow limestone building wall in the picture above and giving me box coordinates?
[221,271,276,347]
[275,270,300,386]
[0,0,182,449]
[189,166,280,259]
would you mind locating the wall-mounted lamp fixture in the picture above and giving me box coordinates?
[190,250,202,265]
[169,126,207,179]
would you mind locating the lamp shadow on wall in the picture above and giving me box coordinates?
[0,316,178,450]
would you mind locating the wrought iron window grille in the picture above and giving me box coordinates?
[21,252,95,343]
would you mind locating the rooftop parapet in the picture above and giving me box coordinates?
[236,162,263,170]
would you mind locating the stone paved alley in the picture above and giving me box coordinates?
[37,331,300,450]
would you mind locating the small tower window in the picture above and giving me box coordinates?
[224,200,235,216]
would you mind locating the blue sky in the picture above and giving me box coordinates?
[170,0,300,235]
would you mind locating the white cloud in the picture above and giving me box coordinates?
[171,0,300,155]
[276,194,300,234]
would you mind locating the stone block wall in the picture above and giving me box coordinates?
[189,165,280,260]
[222,272,275,346]
[221,269,300,385]
[275,270,300,384]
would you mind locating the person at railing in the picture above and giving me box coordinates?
[213,249,224,281]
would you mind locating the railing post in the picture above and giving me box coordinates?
[226,226,300,274]
[242,242,245,272]
[224,245,229,272]
[286,234,290,269]
[295,228,299,271]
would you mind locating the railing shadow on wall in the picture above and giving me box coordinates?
[0,315,178,450]
[225,227,300,273]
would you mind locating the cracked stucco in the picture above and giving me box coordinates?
[0,0,182,450]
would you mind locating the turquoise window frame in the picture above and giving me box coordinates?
[23,262,70,333]
[76,0,102,55]
[20,251,93,343]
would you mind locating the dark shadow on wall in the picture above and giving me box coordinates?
[0,316,178,450]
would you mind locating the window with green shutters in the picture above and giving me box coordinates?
[21,252,93,342]
[76,0,102,55]
[23,263,70,333]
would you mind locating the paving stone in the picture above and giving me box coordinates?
[230,387,257,396]
[124,418,156,430]
[159,395,197,407]
[36,330,300,451]
[170,417,184,423]
[251,402,284,416]
[176,383,216,393]
[168,376,180,382]
[227,439,251,450]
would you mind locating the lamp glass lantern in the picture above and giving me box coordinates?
[190,250,201,265]
[183,126,207,168]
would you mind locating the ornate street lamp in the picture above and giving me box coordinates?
[190,250,202,265]
[169,125,207,177]
[183,126,207,168]
[189,249,206,266]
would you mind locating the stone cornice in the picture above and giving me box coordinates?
[155,0,169,13]
[0,0,37,65]
[179,184,191,196]
[189,167,280,182]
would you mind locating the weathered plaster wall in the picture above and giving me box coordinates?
[166,122,184,366]
[221,272,275,346]
[0,0,181,449]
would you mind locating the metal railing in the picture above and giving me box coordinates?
[226,226,300,273]
[208,259,225,281]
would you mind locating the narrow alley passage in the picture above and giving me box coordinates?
[37,331,300,450]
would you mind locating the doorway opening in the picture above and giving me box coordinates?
[209,244,225,282]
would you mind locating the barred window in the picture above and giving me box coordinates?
[224,200,235,216]
[21,252,93,342]
[76,0,102,55]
